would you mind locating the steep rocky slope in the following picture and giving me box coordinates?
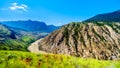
[33,22,120,60]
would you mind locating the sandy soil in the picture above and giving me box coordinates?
[28,38,47,54]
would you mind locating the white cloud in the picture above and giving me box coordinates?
[9,2,28,12]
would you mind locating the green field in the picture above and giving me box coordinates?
[0,51,120,68]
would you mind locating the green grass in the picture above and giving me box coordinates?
[0,51,120,68]
[0,36,35,51]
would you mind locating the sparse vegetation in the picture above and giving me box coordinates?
[39,22,120,60]
[92,28,106,41]
[63,26,69,46]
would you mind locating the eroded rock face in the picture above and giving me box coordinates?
[38,22,120,60]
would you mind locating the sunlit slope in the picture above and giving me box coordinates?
[0,51,120,68]
[36,22,120,60]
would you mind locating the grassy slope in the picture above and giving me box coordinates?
[0,51,120,68]
[0,36,35,51]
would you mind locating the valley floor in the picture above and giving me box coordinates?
[28,38,47,54]
[0,51,120,68]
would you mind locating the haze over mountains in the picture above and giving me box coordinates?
[0,20,59,33]
[84,10,120,22]
[0,20,60,51]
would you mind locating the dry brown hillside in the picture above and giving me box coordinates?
[30,22,120,60]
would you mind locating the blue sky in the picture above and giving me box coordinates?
[0,0,120,26]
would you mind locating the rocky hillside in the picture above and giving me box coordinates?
[84,10,120,22]
[33,22,120,60]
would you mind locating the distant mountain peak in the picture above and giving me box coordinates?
[84,10,120,22]
[28,19,32,21]
[113,10,120,14]
[0,20,59,33]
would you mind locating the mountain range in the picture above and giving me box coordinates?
[0,20,59,33]
[84,10,120,22]
[0,20,60,51]
[0,10,120,60]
